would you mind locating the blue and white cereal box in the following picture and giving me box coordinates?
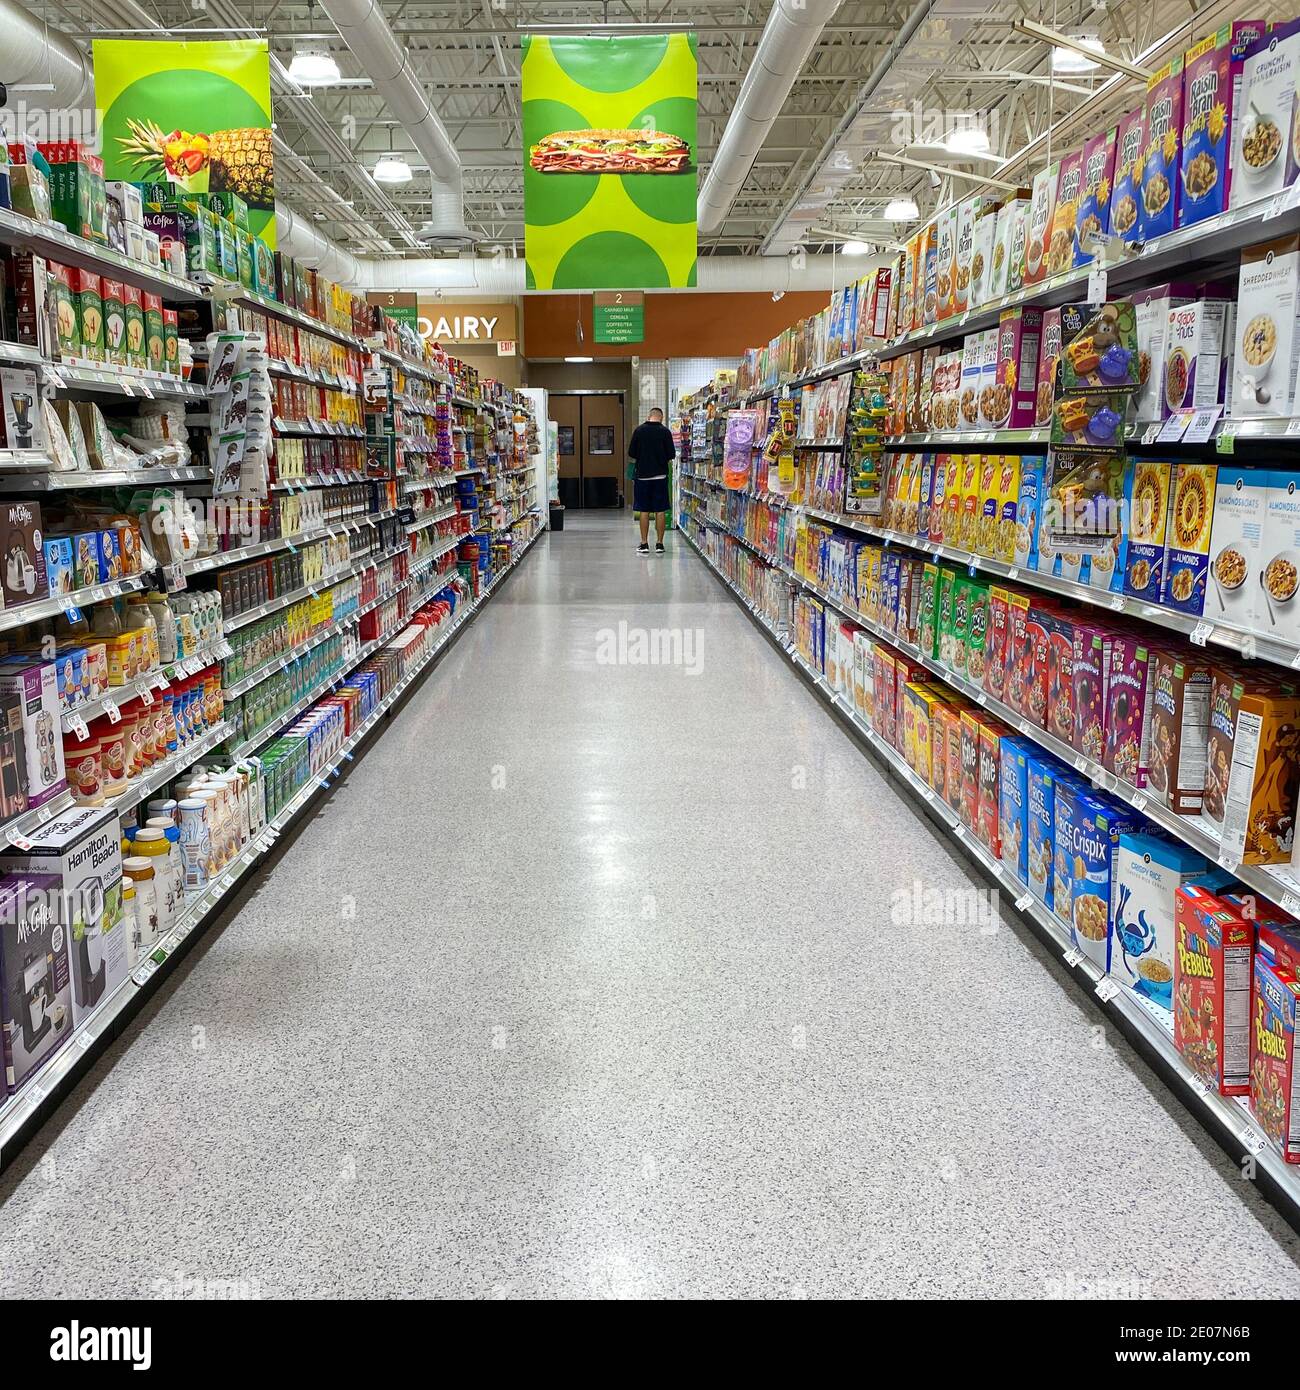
[998,736,1032,884]
[1026,751,1058,909]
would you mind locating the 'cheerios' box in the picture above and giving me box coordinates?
[1160,462,1218,615]
[1208,466,1268,631]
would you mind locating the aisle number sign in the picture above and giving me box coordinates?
[593,291,644,344]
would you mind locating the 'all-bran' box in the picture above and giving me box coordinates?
[1250,955,1300,1161]
[1024,162,1057,288]
[1142,56,1184,239]
[1148,648,1213,814]
[1026,751,1057,908]
[1112,104,1147,243]
[1220,688,1300,864]
[1174,884,1254,1095]
[1105,631,1155,787]
[1074,127,1118,266]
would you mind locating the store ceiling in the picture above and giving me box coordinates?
[35,0,1234,259]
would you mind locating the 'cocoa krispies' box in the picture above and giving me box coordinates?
[1044,611,1077,748]
[1251,955,1300,1162]
[1105,631,1156,787]
[1072,621,1112,760]
[1147,648,1213,814]
[1219,688,1300,864]
[1174,885,1254,1096]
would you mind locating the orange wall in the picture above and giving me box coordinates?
[522,291,829,360]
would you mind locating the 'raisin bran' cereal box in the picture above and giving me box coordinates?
[1208,466,1268,630]
[1024,162,1057,287]
[1148,648,1213,814]
[1105,631,1155,787]
[1179,22,1269,228]
[1220,688,1300,864]
[999,736,1032,882]
[1072,622,1111,760]
[1048,150,1084,276]
[1161,462,1218,615]
[1112,104,1147,243]
[1074,127,1118,266]
[1027,752,1058,908]
[1251,955,1300,1161]
[1175,885,1254,1095]
[1237,23,1300,205]
[1142,56,1184,239]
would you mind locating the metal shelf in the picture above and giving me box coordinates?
[45,362,206,402]
[180,509,398,577]
[62,644,228,732]
[0,573,149,634]
[222,542,405,631]
[222,286,367,350]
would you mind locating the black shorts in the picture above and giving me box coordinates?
[633,476,669,513]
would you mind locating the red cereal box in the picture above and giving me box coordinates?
[1175,886,1254,1095]
[1013,601,1053,728]
[1005,591,1032,716]
[977,721,1005,856]
[959,709,982,829]
[1251,955,1300,1161]
[1071,621,1112,760]
[985,584,1011,703]
[872,646,896,744]
[1044,611,1077,747]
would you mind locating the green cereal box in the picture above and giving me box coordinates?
[918,561,941,658]
[50,262,79,360]
[966,579,990,687]
[950,575,972,677]
[236,228,254,290]
[101,278,126,365]
[143,292,164,372]
[937,566,958,667]
[122,283,146,370]
[70,266,104,362]
[162,309,179,375]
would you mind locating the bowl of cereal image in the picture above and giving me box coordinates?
[1073,893,1110,967]
[1241,311,1278,384]
[1262,549,1300,624]
[1241,113,1284,179]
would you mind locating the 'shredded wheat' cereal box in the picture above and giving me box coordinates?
[1175,884,1254,1095]
[1251,955,1300,1161]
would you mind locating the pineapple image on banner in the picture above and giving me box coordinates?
[93,38,276,247]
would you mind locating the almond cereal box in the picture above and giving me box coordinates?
[1024,161,1058,287]
[1112,104,1147,244]
[1048,149,1084,275]
[1148,648,1213,814]
[959,708,982,829]
[1257,468,1300,641]
[1072,622,1112,760]
[1251,955,1300,1161]
[1142,56,1184,239]
[1074,127,1117,266]
[1220,688,1300,864]
[1026,751,1057,908]
[1122,458,1173,601]
[1161,462,1218,614]
[1105,631,1155,787]
[999,736,1032,882]
[1175,885,1254,1095]
[977,720,1006,857]
[1209,466,1268,631]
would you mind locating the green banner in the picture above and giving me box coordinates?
[522,33,697,290]
[94,38,275,246]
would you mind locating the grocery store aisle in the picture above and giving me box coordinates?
[3,510,1300,1299]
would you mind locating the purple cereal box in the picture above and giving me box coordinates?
[1072,621,1112,760]
[996,307,1043,428]
[1112,104,1147,243]
[1105,631,1156,787]
[1074,127,1118,266]
[1142,57,1184,239]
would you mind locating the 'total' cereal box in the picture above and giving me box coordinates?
[1174,885,1254,1096]
[1074,127,1117,267]
[1026,751,1057,908]
[1112,104,1146,244]
[999,736,1031,883]
[1141,56,1184,239]
[1160,462,1218,615]
[1147,648,1213,815]
[1105,631,1155,787]
[1072,622,1111,760]
[1219,688,1300,864]
[1251,955,1300,1161]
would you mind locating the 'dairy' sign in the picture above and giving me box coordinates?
[417,301,518,344]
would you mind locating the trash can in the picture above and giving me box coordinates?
[549,504,565,532]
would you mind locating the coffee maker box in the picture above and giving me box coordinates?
[0,870,71,1093]
[0,662,64,809]
[0,498,46,607]
[3,806,125,1028]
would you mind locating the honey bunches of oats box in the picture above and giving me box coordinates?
[1160,462,1218,615]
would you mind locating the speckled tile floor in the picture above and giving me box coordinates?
[2,510,1300,1299]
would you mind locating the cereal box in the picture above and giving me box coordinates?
[999,736,1032,882]
[945,703,966,814]
[929,455,953,544]
[1105,631,1155,787]
[995,455,1021,563]
[920,223,939,327]
[1236,23,1300,205]
[1141,57,1184,239]
[1112,104,1147,243]
[959,708,982,829]
[931,350,963,432]
[853,630,873,719]
[977,720,1005,857]
[1085,524,1124,593]
[1203,665,1260,832]
[1148,648,1213,814]
[1234,234,1300,419]
[917,562,940,658]
[936,567,957,667]
[1220,687,1300,864]
[969,205,996,309]
[1208,466,1268,630]
[994,308,1042,429]
[1034,310,1062,427]
[1048,149,1084,276]
[69,267,103,364]
[1005,195,1030,296]
[1005,590,1032,714]
[935,206,958,321]
[1163,299,1228,415]
[1180,22,1269,228]
[985,585,1010,703]
[1161,462,1218,614]
[872,646,897,745]
[949,575,971,677]
[1132,282,1198,420]
[958,335,982,433]
[1019,602,1053,729]
[977,328,1001,428]
[957,453,981,550]
[1012,458,1044,568]
[912,686,940,784]
[975,454,1001,558]
[953,195,977,316]
[1026,751,1058,907]
[1259,468,1300,641]
[1024,162,1057,288]
[1174,885,1254,1094]
[966,581,989,688]
[1114,832,1216,1006]
[1044,611,1076,747]
[1122,458,1173,601]
[1061,790,1145,968]
[916,455,936,539]
[1072,622,1111,760]
[1074,127,1117,266]
[1250,955,1300,1161]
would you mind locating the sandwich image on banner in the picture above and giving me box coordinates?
[530,129,691,174]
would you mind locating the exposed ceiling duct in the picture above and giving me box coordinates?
[0,0,93,109]
[697,0,843,238]
[317,0,472,247]
[275,201,362,285]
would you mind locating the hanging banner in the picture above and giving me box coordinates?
[93,38,276,246]
[521,33,697,290]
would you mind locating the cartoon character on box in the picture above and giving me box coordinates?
[1251,956,1300,1161]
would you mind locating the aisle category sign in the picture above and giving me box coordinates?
[93,38,276,246]
[521,33,697,290]
[593,291,645,343]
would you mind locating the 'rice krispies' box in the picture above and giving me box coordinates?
[1148,648,1213,814]
[999,736,1032,883]
[1105,631,1155,787]
[1219,688,1300,864]
[1161,462,1218,614]
[1072,622,1111,760]
[1234,234,1300,420]
[1048,150,1083,276]
[1113,832,1216,1008]
[1056,787,1144,969]
[1074,127,1117,266]
[1122,458,1173,601]
[1112,104,1147,243]
[1026,751,1057,908]
[1141,57,1184,239]
[1250,955,1300,1162]
[1208,466,1268,631]
[1174,884,1254,1095]
[1237,23,1300,206]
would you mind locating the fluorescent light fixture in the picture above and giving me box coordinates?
[1053,37,1104,72]
[565,355,593,363]
[883,197,919,221]
[288,47,341,86]
[372,155,413,185]
[1012,20,1152,81]
[841,240,872,256]
[944,124,990,156]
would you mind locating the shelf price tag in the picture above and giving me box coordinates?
[1183,405,1221,444]
[61,602,83,625]
[103,698,121,725]
[1109,594,1126,612]
[1190,621,1213,647]
[1281,891,1300,919]
[1007,566,1019,581]
[1063,948,1083,968]
[1140,422,1161,447]
[1158,409,1193,444]
[165,562,187,592]
[139,686,153,707]
[1015,892,1033,912]
[1216,428,1236,455]
[68,714,89,740]
[1087,265,1108,302]
[1287,418,1300,437]
[1094,978,1121,1003]
[1240,1128,1266,1157]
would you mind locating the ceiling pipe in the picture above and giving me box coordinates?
[316,0,471,246]
[697,0,843,237]
[275,201,362,284]
[0,0,93,107]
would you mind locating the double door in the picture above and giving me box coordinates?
[551,393,624,509]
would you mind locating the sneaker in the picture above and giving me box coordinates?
[655,543,665,554]
[637,543,650,555]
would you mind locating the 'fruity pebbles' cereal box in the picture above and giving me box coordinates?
[1142,56,1184,239]
[1175,884,1254,1095]
[1251,955,1300,1162]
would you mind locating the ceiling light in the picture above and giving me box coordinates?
[883,197,920,221]
[841,240,871,256]
[288,47,341,86]
[372,154,413,185]
[944,125,990,156]
[1053,37,1104,72]
[565,355,593,363]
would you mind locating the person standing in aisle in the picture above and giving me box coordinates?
[627,406,675,555]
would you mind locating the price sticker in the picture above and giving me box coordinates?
[1218,848,1238,872]
[139,686,153,707]
[1095,978,1121,1003]
[954,824,966,840]
[1240,1128,1266,1157]
[968,558,979,577]
[1007,566,1019,581]
[1109,594,1127,612]
[68,714,89,740]
[104,698,121,724]
[1191,621,1212,647]
[1140,422,1162,446]
[1063,948,1083,968]
[165,562,187,592]
[1015,892,1033,912]
[1216,428,1236,455]
[139,379,155,400]
[78,1029,94,1051]
[1283,892,1300,919]
[121,378,136,397]
[62,602,83,624]
[990,861,1004,878]
[1132,794,1147,813]
[975,689,988,707]
[1188,1075,1208,1097]
[1287,418,1300,437]
[1087,265,1108,302]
